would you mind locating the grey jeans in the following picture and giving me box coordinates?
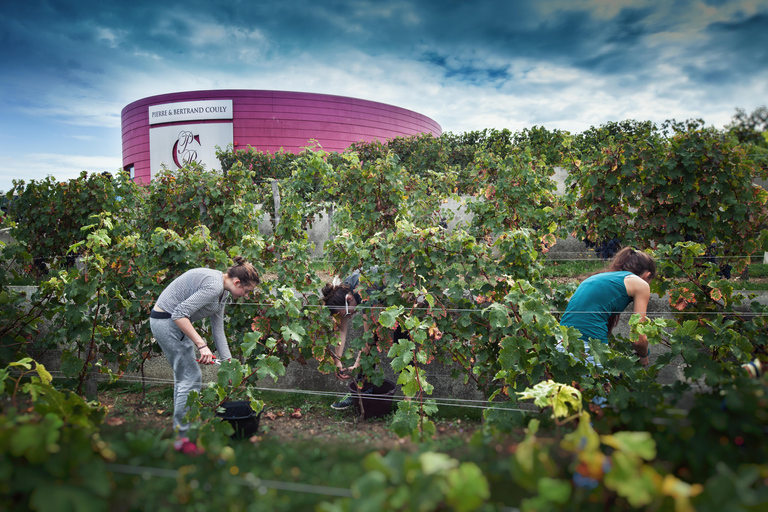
[150,317,202,436]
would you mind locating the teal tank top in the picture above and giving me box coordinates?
[559,271,633,344]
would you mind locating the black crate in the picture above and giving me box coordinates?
[348,379,397,419]
[216,400,262,440]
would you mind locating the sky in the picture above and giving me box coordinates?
[1,0,767,192]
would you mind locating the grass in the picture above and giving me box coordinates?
[747,263,768,277]
[742,263,768,290]
[97,382,487,445]
[251,388,318,410]
[741,281,768,291]
[98,379,175,409]
[94,382,522,511]
[97,380,495,443]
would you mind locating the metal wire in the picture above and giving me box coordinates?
[21,252,763,263]
[25,293,763,316]
[42,370,539,413]
[103,462,521,511]
[104,462,354,498]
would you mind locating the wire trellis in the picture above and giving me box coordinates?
[37,370,540,414]
[103,461,521,511]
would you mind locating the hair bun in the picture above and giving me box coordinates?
[233,256,245,266]
[321,283,335,301]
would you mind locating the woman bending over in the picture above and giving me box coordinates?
[559,247,656,367]
[150,257,260,446]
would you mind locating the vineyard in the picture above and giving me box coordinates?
[2,115,768,511]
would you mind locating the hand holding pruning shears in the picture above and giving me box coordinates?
[195,347,221,364]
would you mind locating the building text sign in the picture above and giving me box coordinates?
[148,100,233,125]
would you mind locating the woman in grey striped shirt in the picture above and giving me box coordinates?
[150,256,259,446]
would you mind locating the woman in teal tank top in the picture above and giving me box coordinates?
[560,248,656,366]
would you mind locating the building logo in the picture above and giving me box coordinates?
[172,130,202,168]
[149,122,232,177]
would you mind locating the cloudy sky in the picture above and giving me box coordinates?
[1,0,767,192]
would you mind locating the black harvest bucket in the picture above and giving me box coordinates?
[216,400,262,440]
[347,379,397,419]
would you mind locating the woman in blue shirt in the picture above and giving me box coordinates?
[560,247,656,366]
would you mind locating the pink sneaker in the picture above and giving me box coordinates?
[173,437,204,456]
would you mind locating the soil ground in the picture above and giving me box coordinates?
[98,386,482,451]
[96,267,768,449]
[95,268,488,449]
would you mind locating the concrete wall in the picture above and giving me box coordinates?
[257,191,599,263]
[261,169,768,264]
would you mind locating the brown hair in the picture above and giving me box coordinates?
[226,256,260,286]
[606,247,656,279]
[592,247,656,335]
[321,282,352,314]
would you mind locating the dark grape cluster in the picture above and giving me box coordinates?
[584,233,734,278]
[686,235,732,278]
[584,237,622,260]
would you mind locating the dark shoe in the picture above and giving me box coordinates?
[331,394,353,410]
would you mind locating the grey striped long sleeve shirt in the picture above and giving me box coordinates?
[155,268,232,361]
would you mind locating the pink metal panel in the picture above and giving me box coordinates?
[121,90,441,180]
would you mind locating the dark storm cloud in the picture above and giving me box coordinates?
[0,1,118,87]
[3,0,753,89]
[573,7,666,75]
[707,13,768,70]
[2,0,768,191]
[421,51,511,84]
[675,11,768,90]
[408,4,671,87]
[0,0,653,79]
[1,1,767,124]
[1,1,217,70]
[237,1,663,82]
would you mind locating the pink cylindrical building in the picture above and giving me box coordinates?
[121,90,442,184]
